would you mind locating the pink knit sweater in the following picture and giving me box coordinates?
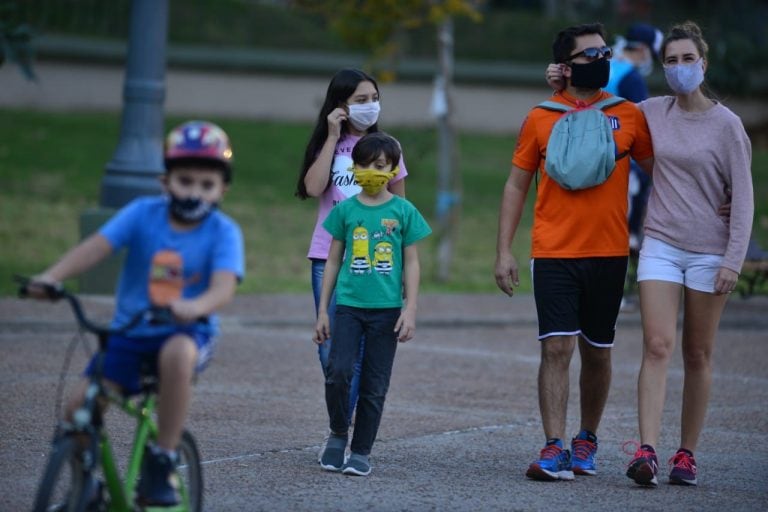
[639,96,754,273]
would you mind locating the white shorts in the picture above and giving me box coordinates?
[637,236,723,293]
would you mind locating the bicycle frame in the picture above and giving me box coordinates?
[19,276,201,512]
[69,379,192,512]
[99,389,157,512]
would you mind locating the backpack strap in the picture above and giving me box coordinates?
[536,101,572,113]
[538,97,625,113]
[592,96,626,111]
[537,102,569,161]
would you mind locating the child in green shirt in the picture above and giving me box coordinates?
[313,131,431,476]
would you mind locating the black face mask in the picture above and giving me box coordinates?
[169,193,216,224]
[569,58,610,89]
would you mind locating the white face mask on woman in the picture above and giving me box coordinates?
[347,101,381,131]
[664,58,705,94]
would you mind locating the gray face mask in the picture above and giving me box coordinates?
[664,59,705,94]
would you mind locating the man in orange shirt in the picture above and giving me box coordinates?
[494,22,653,481]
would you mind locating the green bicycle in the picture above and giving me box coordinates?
[17,277,204,512]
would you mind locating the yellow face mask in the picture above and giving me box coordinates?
[353,165,399,195]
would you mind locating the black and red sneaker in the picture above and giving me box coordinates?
[626,444,659,486]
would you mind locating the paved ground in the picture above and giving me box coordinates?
[1,292,767,511]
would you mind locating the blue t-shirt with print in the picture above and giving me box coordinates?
[323,195,431,309]
[99,196,245,338]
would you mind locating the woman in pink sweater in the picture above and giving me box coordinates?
[625,21,754,488]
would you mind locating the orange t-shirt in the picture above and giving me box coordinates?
[512,90,653,258]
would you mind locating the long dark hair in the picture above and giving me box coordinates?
[295,68,380,199]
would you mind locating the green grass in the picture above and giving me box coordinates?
[0,108,535,296]
[1,108,766,296]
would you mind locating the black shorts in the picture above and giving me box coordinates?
[532,257,628,347]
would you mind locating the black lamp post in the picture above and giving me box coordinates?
[100,0,169,208]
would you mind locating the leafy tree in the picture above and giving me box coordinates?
[295,0,482,80]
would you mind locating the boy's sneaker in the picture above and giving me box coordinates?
[342,453,371,476]
[626,444,659,486]
[668,449,698,486]
[571,430,598,476]
[137,447,180,506]
[319,434,347,472]
[525,440,574,481]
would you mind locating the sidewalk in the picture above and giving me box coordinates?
[2,61,768,135]
[0,61,539,134]
[1,292,767,511]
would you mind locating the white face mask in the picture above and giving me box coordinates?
[664,58,705,94]
[347,101,380,131]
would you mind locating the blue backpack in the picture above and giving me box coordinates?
[537,97,627,191]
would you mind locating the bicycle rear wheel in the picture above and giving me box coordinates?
[176,430,203,512]
[33,435,93,512]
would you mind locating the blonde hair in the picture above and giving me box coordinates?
[661,21,709,61]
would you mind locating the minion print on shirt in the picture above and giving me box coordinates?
[349,218,399,277]
[349,223,371,274]
[373,241,394,275]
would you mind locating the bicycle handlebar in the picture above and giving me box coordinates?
[14,275,184,337]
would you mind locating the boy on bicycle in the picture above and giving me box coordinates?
[28,120,245,506]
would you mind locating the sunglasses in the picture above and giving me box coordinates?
[569,46,613,61]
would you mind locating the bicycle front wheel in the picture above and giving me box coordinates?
[176,430,203,512]
[33,435,92,512]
